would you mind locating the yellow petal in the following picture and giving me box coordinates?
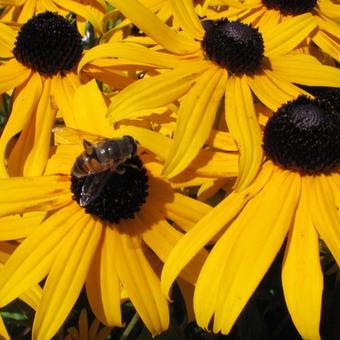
[308,175,340,267]
[139,206,182,265]
[194,168,300,333]
[53,0,103,34]
[0,0,25,5]
[150,188,212,232]
[188,149,239,178]
[13,0,34,22]
[45,145,82,176]
[0,22,16,58]
[163,67,227,178]
[32,216,101,340]
[72,80,114,136]
[263,13,317,57]
[86,225,123,327]
[328,174,340,216]
[0,59,31,94]
[0,316,9,340]
[0,203,80,307]
[237,5,265,24]
[8,78,57,176]
[114,225,169,336]
[225,75,263,190]
[282,181,322,340]
[197,178,230,201]
[19,285,43,312]
[317,0,340,20]
[256,8,280,32]
[81,63,135,90]
[149,164,217,189]
[161,163,273,299]
[0,241,15,265]
[0,212,45,240]
[0,241,43,311]
[269,54,340,87]
[107,62,208,123]
[329,172,340,188]
[0,72,42,177]
[312,30,340,62]
[247,69,306,111]
[51,73,81,127]
[155,1,172,22]
[107,0,199,54]
[139,204,207,284]
[78,42,180,73]
[206,130,238,151]
[170,0,205,40]
[315,13,340,39]
[0,176,71,217]
[110,126,172,160]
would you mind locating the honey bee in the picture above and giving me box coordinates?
[72,136,139,207]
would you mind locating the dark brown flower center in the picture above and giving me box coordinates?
[263,94,340,174]
[201,19,264,75]
[13,11,83,76]
[262,0,317,15]
[71,156,149,224]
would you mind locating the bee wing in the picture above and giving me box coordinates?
[79,169,113,207]
[52,126,106,146]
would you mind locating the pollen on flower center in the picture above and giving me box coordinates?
[262,0,317,15]
[13,11,83,76]
[263,94,340,174]
[201,19,264,75]
[71,156,149,224]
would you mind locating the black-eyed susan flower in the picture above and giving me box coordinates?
[0,0,103,35]
[161,91,340,340]
[104,0,340,191]
[0,81,237,339]
[0,118,221,339]
[0,12,87,176]
[215,0,340,61]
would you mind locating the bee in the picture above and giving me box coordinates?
[72,135,139,207]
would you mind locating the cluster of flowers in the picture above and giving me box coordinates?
[0,0,339,339]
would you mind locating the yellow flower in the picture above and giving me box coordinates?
[0,81,237,339]
[0,12,92,177]
[213,0,340,61]
[0,0,103,34]
[0,67,238,339]
[161,91,340,340]
[0,134,209,339]
[64,308,112,340]
[103,0,340,191]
